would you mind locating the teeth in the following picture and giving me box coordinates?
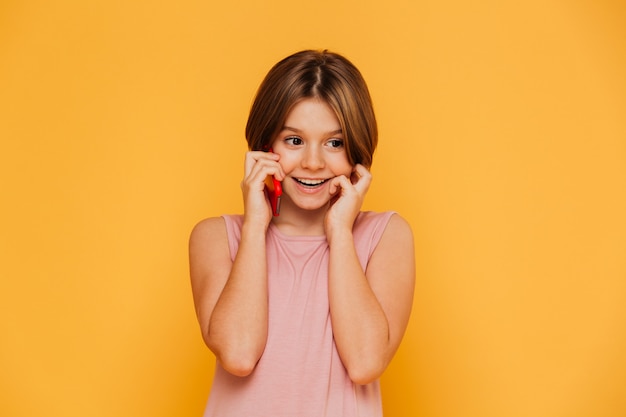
[296,178,327,186]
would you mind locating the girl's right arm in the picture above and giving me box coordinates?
[189,151,283,377]
[189,216,269,377]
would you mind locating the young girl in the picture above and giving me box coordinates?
[189,50,415,417]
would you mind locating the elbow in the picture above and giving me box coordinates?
[203,326,267,377]
[338,340,391,385]
[207,339,262,377]
[218,353,259,377]
[345,359,387,385]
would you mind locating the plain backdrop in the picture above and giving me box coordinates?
[1,1,625,416]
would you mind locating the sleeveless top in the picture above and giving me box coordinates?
[203,211,396,417]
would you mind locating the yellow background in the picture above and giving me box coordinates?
[1,0,625,416]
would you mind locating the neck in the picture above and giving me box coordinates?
[270,202,329,236]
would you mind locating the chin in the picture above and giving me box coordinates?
[291,199,330,212]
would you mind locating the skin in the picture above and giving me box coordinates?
[189,97,415,384]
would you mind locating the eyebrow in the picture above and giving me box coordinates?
[282,125,343,135]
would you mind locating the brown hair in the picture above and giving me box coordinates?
[245,50,378,168]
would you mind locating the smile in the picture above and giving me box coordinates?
[294,178,329,187]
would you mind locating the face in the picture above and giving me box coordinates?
[271,97,353,212]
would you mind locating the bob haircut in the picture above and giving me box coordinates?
[245,50,378,168]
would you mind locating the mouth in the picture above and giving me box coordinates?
[294,178,329,188]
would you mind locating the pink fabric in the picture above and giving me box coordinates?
[203,211,395,417]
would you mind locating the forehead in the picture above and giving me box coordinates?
[283,98,341,131]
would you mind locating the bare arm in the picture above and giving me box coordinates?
[325,165,415,384]
[189,151,284,376]
[189,217,269,376]
[328,214,415,384]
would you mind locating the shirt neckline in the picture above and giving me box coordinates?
[268,222,328,242]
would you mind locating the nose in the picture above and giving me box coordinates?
[302,145,325,170]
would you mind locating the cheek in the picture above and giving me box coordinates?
[333,155,353,176]
[276,154,297,174]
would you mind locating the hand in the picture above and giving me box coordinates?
[241,151,285,227]
[325,164,372,240]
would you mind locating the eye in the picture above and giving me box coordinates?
[327,139,344,148]
[285,136,303,146]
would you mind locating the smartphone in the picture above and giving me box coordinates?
[265,175,282,216]
[264,149,282,216]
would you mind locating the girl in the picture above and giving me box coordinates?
[190,50,415,417]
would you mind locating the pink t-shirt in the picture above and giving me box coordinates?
[203,211,395,417]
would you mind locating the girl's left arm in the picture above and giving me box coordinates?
[328,215,415,385]
[326,166,415,385]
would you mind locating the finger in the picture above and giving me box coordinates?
[329,176,341,196]
[244,151,280,177]
[351,164,372,193]
[329,175,353,196]
[244,151,279,176]
[352,164,370,180]
[244,159,285,190]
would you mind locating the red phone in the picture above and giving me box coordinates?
[264,149,282,216]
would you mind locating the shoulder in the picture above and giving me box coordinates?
[366,212,415,279]
[354,210,392,231]
[351,211,413,264]
[354,210,411,239]
[189,217,233,272]
[190,215,245,262]
[361,211,413,252]
[189,216,231,253]
[190,215,244,240]
[382,213,413,240]
[190,216,226,241]
[373,212,414,258]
